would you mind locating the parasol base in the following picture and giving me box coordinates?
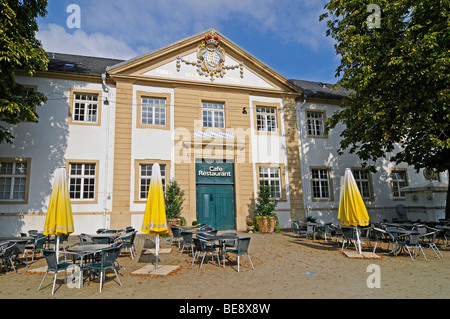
[131,264,180,276]
[342,250,381,259]
[143,248,172,254]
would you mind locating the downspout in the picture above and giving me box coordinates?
[102,73,111,229]
[296,93,309,219]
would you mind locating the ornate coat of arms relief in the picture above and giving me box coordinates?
[177,30,244,82]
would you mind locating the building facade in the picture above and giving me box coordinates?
[0,29,446,235]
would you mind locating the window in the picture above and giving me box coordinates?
[72,93,99,123]
[68,163,96,200]
[139,163,167,200]
[0,159,30,202]
[311,168,332,200]
[136,92,171,130]
[306,110,325,137]
[252,101,282,136]
[256,107,277,132]
[391,169,408,199]
[259,166,282,200]
[352,169,373,200]
[141,97,166,126]
[202,102,225,128]
[134,160,171,202]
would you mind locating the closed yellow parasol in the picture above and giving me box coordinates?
[43,167,74,253]
[338,168,370,254]
[141,163,168,268]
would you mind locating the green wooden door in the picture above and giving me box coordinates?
[196,184,235,230]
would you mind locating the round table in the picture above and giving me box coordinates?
[203,233,239,267]
[67,244,111,288]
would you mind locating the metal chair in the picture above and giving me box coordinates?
[38,249,73,294]
[372,227,396,254]
[397,232,427,261]
[180,232,194,256]
[24,235,47,262]
[226,237,255,273]
[0,242,18,274]
[170,225,182,249]
[305,223,316,241]
[78,233,94,243]
[114,231,137,260]
[414,226,443,260]
[293,220,307,238]
[85,245,122,293]
[191,237,220,270]
[13,240,28,268]
[340,226,358,251]
[315,223,334,243]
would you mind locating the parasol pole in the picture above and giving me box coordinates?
[55,235,60,260]
[155,234,160,269]
[355,226,362,254]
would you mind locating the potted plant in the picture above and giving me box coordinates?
[165,179,185,236]
[246,218,254,233]
[253,184,278,233]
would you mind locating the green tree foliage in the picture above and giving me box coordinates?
[320,0,450,216]
[254,183,277,216]
[164,179,185,219]
[0,0,48,144]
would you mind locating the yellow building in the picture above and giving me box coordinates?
[105,29,304,230]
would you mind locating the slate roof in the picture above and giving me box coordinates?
[46,52,124,77]
[45,52,349,100]
[289,79,350,100]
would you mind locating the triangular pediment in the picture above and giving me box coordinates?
[107,29,300,93]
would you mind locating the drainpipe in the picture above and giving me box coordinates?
[296,93,309,218]
[102,73,111,229]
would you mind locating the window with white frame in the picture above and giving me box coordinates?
[306,110,325,137]
[73,93,99,123]
[139,164,166,199]
[202,102,225,128]
[259,166,282,199]
[256,106,277,132]
[0,160,29,201]
[141,97,166,126]
[311,168,331,200]
[69,163,96,200]
[391,170,408,198]
[352,168,373,200]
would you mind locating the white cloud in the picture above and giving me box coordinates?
[36,24,138,59]
[80,0,330,51]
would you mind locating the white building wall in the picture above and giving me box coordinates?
[296,100,448,224]
[129,84,175,227]
[0,76,116,235]
[249,95,291,228]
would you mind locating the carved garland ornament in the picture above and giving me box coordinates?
[176,30,244,82]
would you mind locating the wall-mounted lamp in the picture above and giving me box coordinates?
[242,107,247,114]
[104,97,109,105]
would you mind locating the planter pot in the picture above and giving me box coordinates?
[255,216,277,233]
[167,218,182,236]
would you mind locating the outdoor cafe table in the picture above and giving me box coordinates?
[0,236,31,243]
[85,233,121,243]
[66,244,111,288]
[384,229,417,256]
[0,237,32,264]
[202,233,239,267]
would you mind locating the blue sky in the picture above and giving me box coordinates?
[36,0,340,84]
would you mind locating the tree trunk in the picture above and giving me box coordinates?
[446,174,450,219]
